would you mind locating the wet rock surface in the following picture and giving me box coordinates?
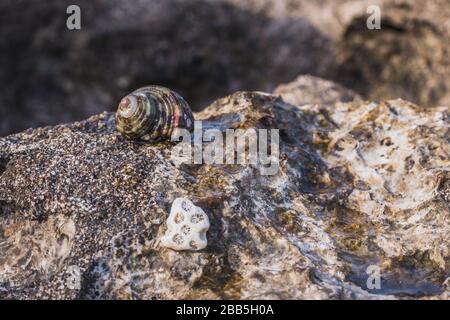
[0,77,448,299]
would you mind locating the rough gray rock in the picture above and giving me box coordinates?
[0,78,448,299]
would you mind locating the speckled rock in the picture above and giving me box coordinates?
[0,80,448,299]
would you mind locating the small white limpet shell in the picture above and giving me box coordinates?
[161,198,210,251]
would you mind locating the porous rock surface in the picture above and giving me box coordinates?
[0,78,448,299]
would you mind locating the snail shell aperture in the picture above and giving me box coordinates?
[115,85,194,142]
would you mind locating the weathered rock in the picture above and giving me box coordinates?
[0,79,448,299]
[332,0,450,107]
[273,75,361,106]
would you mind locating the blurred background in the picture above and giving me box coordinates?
[0,0,449,136]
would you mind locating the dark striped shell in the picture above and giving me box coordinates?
[115,86,194,142]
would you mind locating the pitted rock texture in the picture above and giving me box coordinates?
[0,80,448,299]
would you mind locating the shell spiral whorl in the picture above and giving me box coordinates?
[115,86,194,142]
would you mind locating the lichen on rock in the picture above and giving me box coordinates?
[0,76,448,299]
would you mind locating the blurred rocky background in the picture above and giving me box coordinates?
[0,0,449,136]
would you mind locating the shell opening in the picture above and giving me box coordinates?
[117,95,138,118]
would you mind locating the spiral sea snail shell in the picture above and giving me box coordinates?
[115,86,194,142]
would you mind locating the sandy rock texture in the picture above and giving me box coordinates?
[0,77,448,299]
[1,0,449,136]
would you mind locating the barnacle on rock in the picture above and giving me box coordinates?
[161,198,209,251]
[115,86,194,142]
